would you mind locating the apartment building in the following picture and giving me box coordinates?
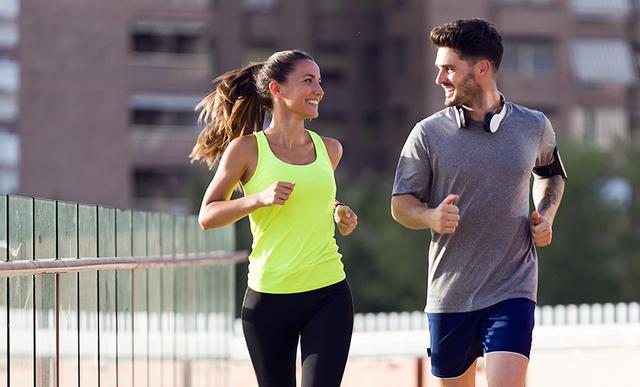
[0,0,19,195]
[11,0,639,210]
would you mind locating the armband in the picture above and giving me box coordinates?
[533,147,567,180]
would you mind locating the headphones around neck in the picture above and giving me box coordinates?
[454,93,507,133]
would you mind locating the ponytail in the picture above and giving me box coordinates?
[190,49,315,169]
[190,62,267,169]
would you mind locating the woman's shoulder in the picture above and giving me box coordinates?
[223,132,258,164]
[229,132,258,151]
[316,133,342,169]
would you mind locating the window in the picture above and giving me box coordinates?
[131,21,208,55]
[315,46,348,82]
[0,20,18,49]
[572,0,630,18]
[359,0,382,10]
[496,0,553,4]
[0,95,17,121]
[134,167,187,199]
[572,39,635,84]
[361,43,382,81]
[0,131,19,193]
[243,0,278,11]
[574,106,629,149]
[390,37,408,73]
[316,0,346,12]
[0,0,19,19]
[129,94,202,128]
[0,60,19,92]
[502,40,555,75]
[245,47,276,63]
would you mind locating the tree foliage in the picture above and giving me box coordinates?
[227,146,640,315]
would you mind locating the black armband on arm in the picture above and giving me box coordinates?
[533,147,568,180]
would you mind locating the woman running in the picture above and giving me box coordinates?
[191,49,358,387]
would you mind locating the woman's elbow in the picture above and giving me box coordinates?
[198,214,208,230]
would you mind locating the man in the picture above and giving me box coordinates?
[391,19,566,387]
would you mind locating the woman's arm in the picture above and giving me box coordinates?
[322,136,358,236]
[198,135,294,230]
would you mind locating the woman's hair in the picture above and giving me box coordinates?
[190,49,315,169]
[430,18,503,71]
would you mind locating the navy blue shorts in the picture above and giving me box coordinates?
[426,298,535,378]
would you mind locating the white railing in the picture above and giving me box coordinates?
[230,302,640,360]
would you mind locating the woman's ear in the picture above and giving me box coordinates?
[268,80,281,98]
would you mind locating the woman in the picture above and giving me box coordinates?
[191,50,358,387]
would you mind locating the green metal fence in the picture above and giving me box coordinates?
[0,195,244,387]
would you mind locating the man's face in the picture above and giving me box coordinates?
[434,47,481,107]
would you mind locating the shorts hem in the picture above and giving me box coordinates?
[485,350,530,360]
[431,357,480,379]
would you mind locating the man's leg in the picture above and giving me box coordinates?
[427,311,483,385]
[485,352,528,387]
[480,298,535,387]
[431,359,477,387]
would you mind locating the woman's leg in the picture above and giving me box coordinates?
[241,288,300,387]
[300,281,354,387]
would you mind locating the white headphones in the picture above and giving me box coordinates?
[454,93,507,133]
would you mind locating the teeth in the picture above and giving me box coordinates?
[306,100,319,105]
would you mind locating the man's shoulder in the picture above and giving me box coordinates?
[508,102,547,125]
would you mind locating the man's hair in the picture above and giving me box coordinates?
[430,18,503,71]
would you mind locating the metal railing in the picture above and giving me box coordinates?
[0,194,245,387]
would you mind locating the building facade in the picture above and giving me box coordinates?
[10,0,640,210]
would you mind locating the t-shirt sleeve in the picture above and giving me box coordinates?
[535,115,557,167]
[392,123,432,203]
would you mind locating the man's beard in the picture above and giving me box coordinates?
[443,73,481,108]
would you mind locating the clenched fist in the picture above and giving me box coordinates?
[257,181,295,207]
[335,204,358,236]
[429,194,460,234]
[531,211,552,247]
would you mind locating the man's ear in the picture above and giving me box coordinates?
[476,59,492,79]
[269,80,281,97]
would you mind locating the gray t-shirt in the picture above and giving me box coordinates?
[392,102,556,313]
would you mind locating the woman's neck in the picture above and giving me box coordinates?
[264,109,308,149]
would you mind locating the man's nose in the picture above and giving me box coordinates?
[435,69,446,85]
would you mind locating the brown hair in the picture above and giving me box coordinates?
[190,49,315,169]
[430,18,503,71]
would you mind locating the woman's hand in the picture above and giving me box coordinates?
[334,204,358,236]
[256,181,295,207]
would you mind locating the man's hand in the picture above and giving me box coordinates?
[335,204,358,236]
[428,194,460,234]
[531,211,552,247]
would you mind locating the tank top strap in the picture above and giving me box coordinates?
[307,130,332,167]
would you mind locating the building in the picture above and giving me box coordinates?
[10,0,639,210]
[0,0,20,195]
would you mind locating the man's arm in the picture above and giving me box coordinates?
[391,193,460,233]
[532,175,565,224]
[530,175,565,247]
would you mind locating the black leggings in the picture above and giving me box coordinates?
[241,280,354,387]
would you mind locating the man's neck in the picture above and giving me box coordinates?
[464,89,502,122]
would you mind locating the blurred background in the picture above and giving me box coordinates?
[1,0,639,317]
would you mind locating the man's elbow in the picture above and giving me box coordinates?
[390,197,404,225]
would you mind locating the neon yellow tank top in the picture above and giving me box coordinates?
[242,130,345,293]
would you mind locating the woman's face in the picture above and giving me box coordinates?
[273,59,324,119]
